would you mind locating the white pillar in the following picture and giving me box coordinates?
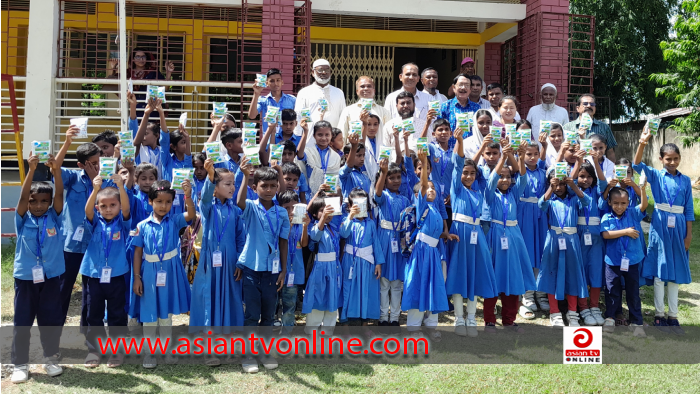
[22,0,59,158]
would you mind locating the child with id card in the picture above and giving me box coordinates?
[11,154,65,383]
[81,174,131,368]
[601,186,647,337]
[131,179,195,369]
[190,159,246,355]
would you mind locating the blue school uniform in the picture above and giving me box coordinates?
[517,160,548,270]
[400,155,420,201]
[128,186,153,228]
[80,213,132,279]
[485,171,536,296]
[339,218,385,320]
[190,179,246,332]
[601,207,646,267]
[130,212,191,323]
[214,156,245,194]
[238,199,290,271]
[286,223,306,286]
[537,191,591,299]
[476,164,493,225]
[191,177,207,213]
[446,154,498,300]
[14,209,65,280]
[162,150,193,216]
[296,171,311,202]
[374,190,410,281]
[302,221,342,313]
[401,191,449,313]
[135,130,167,171]
[428,143,454,198]
[339,164,371,199]
[631,162,693,284]
[577,180,608,288]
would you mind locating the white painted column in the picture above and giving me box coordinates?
[22,0,60,158]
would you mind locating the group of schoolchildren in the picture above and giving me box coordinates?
[11,87,694,383]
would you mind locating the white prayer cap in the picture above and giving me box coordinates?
[541,83,557,92]
[313,59,331,69]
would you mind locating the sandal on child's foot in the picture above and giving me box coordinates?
[615,317,630,326]
[550,313,565,327]
[107,353,125,368]
[484,322,497,333]
[143,355,157,369]
[579,309,597,326]
[603,318,615,333]
[84,352,101,368]
[667,318,685,336]
[589,307,605,326]
[518,305,535,320]
[629,324,647,338]
[204,355,221,366]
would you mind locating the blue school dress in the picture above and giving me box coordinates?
[485,171,536,296]
[286,223,306,286]
[339,218,385,320]
[339,164,371,199]
[476,164,493,227]
[374,189,410,282]
[428,143,454,198]
[191,177,206,213]
[577,180,608,288]
[400,155,420,201]
[401,191,449,313]
[446,154,498,300]
[189,179,246,333]
[537,191,591,299]
[302,221,342,313]
[632,162,694,284]
[130,212,192,323]
[517,160,548,270]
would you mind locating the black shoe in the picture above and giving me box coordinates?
[654,316,671,333]
[390,321,400,326]
[667,318,685,335]
[378,320,389,327]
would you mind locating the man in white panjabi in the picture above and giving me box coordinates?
[337,76,391,141]
[525,83,570,140]
[294,59,346,142]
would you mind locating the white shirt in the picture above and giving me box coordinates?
[471,97,491,110]
[421,89,448,106]
[383,115,431,154]
[294,82,346,139]
[585,155,615,182]
[384,87,429,121]
[337,101,392,141]
[526,104,570,139]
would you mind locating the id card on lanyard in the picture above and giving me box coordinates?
[287,225,302,286]
[662,175,681,228]
[33,216,48,283]
[150,220,170,286]
[259,201,281,273]
[386,193,400,253]
[616,214,631,271]
[349,220,368,280]
[500,192,509,250]
[583,192,593,246]
[212,202,232,267]
[554,198,570,251]
[467,189,480,245]
[100,220,115,283]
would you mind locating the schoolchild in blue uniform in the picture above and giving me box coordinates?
[446,128,497,337]
[471,135,503,236]
[161,124,193,216]
[340,189,385,327]
[339,132,371,199]
[374,159,411,326]
[10,154,65,383]
[81,174,131,368]
[92,129,118,158]
[190,159,246,352]
[420,116,454,214]
[278,191,309,333]
[133,98,167,172]
[191,152,208,212]
[129,163,157,228]
[537,155,590,327]
[402,152,453,340]
[482,143,535,332]
[213,128,245,194]
[633,129,694,333]
[236,160,289,373]
[601,185,648,337]
[132,180,195,369]
[575,157,608,326]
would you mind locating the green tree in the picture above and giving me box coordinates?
[570,0,676,120]
[650,0,700,145]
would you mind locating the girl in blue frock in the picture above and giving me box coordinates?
[518,132,551,315]
[189,159,246,342]
[483,143,535,332]
[340,189,385,326]
[374,159,411,326]
[633,129,694,332]
[303,196,342,335]
[402,152,454,339]
[537,158,590,328]
[131,180,195,368]
[575,157,608,326]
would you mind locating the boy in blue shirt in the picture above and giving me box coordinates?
[81,174,132,367]
[93,130,118,158]
[133,97,168,170]
[601,184,647,337]
[11,154,64,383]
[237,159,289,373]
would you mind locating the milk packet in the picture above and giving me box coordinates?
[255,73,267,88]
[379,146,392,161]
[428,100,441,111]
[580,140,594,155]
[120,146,136,160]
[292,203,307,224]
[349,121,363,137]
[99,157,117,178]
[615,165,628,181]
[70,117,89,138]
[505,124,517,135]
[300,108,312,122]
[179,112,188,127]
[565,129,578,144]
[354,197,368,218]
[540,120,552,134]
[554,162,568,179]
[204,142,224,163]
[324,174,340,193]
[326,197,342,216]
[172,168,193,192]
[213,102,227,117]
[243,122,257,129]
[318,98,328,112]
[456,113,470,129]
[490,126,502,143]
[244,145,261,166]
[580,113,593,131]
[416,137,428,153]
[647,118,661,136]
[360,98,373,112]
[264,106,279,124]
[118,131,134,147]
[402,119,415,134]
[32,140,51,163]
[242,128,257,147]
[147,85,166,103]
[270,144,284,161]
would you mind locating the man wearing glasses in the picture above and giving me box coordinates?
[564,94,618,162]
[439,74,481,148]
[294,59,346,140]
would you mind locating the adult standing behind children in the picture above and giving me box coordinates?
[384,63,429,122]
[248,68,296,131]
[294,59,346,141]
[338,76,392,140]
[526,83,570,139]
[564,94,618,162]
[421,68,449,106]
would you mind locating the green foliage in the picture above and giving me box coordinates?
[650,0,700,146]
[570,0,677,120]
[81,70,107,117]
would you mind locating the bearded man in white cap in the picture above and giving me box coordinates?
[294,58,346,140]
[526,83,570,139]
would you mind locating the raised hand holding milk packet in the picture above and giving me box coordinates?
[615,165,628,181]
[647,118,661,136]
[554,162,568,179]
[580,113,593,132]
[326,196,342,216]
[32,141,51,163]
[120,146,136,160]
[379,146,392,161]
[179,112,188,127]
[172,168,193,193]
[354,197,368,218]
[580,139,594,155]
[565,129,578,144]
[213,102,227,118]
[428,101,441,111]
[402,119,415,134]
[70,117,89,138]
[489,126,502,143]
[300,108,312,122]
[264,106,280,124]
[292,203,307,224]
[456,113,469,129]
[324,174,340,193]
[118,131,134,147]
[99,157,117,178]
[244,145,261,165]
[350,121,363,137]
[269,144,283,161]
[318,98,328,112]
[243,122,256,129]
[360,98,373,112]
[416,137,428,153]
[540,120,552,135]
[255,74,268,88]
[242,128,257,147]
[204,142,224,163]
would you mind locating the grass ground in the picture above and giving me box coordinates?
[1,195,699,393]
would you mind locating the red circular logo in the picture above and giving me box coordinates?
[573,328,593,348]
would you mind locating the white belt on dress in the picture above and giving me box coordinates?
[520,197,539,203]
[552,227,578,235]
[577,217,601,226]
[656,203,684,214]
[344,245,375,264]
[491,219,518,227]
[316,252,336,262]
[144,248,179,263]
[452,213,480,225]
[417,232,439,247]
[380,220,399,230]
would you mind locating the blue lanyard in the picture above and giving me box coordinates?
[82,173,94,196]
[352,219,368,259]
[466,188,480,222]
[369,138,378,162]
[385,192,400,233]
[583,188,592,227]
[35,215,47,262]
[553,197,571,231]
[149,217,170,262]
[288,224,302,260]
[615,213,630,254]
[527,168,541,196]
[101,218,115,265]
[213,201,232,247]
[432,143,450,178]
[350,167,369,192]
[259,200,280,250]
[662,175,680,207]
[316,145,330,173]
[500,192,509,234]
[327,225,340,259]
[227,157,239,173]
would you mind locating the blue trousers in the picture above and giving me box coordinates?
[60,251,84,324]
[82,274,128,353]
[242,267,279,326]
[604,264,642,325]
[12,277,64,365]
